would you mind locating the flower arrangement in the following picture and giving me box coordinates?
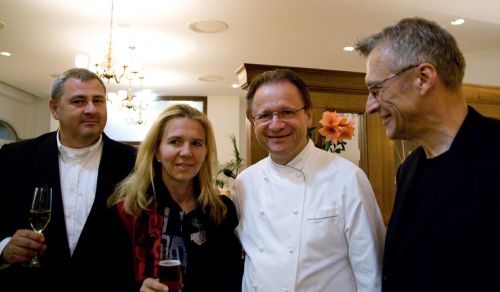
[317,111,355,153]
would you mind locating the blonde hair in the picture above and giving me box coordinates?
[108,104,227,224]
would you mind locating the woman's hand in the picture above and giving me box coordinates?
[140,277,169,292]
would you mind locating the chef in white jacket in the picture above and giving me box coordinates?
[232,69,385,292]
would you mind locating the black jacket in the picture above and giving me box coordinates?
[382,107,500,292]
[0,132,137,291]
[118,174,243,292]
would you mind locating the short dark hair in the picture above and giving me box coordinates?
[245,69,312,119]
[51,68,106,101]
[355,17,465,92]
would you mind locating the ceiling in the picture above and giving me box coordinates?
[1,0,500,100]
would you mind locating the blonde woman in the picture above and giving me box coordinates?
[109,104,243,291]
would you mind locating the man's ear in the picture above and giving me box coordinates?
[49,99,59,120]
[415,63,436,96]
[305,107,313,128]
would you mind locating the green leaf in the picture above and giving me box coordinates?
[323,140,333,151]
[307,127,316,139]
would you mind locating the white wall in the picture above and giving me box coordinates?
[207,95,245,167]
[0,82,49,140]
[464,47,500,86]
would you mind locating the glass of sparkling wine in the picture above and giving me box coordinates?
[159,247,182,292]
[26,187,52,267]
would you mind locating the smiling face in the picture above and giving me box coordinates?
[155,117,208,187]
[251,81,312,164]
[49,78,107,148]
[365,46,421,140]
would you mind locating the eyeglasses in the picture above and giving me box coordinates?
[368,64,419,100]
[252,107,305,125]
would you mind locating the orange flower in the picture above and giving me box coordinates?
[318,111,355,143]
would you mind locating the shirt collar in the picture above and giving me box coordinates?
[56,130,103,161]
[269,139,314,171]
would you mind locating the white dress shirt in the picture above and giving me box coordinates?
[232,140,385,292]
[57,133,103,255]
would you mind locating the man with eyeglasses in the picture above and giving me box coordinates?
[356,17,500,292]
[231,69,385,291]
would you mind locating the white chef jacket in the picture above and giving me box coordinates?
[232,140,385,292]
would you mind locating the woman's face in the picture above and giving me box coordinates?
[155,117,207,186]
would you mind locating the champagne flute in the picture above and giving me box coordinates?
[26,187,52,267]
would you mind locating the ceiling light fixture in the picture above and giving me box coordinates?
[107,73,153,125]
[451,18,465,25]
[75,0,136,84]
[198,75,223,82]
[97,0,127,83]
[188,20,229,34]
[0,51,12,57]
[343,46,354,52]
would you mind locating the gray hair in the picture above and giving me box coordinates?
[51,68,106,101]
[355,17,465,92]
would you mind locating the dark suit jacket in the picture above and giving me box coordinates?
[382,107,500,292]
[0,132,137,291]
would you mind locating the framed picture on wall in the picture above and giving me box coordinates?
[104,96,207,145]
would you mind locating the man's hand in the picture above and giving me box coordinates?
[1,229,46,264]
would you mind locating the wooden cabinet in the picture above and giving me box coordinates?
[236,63,500,225]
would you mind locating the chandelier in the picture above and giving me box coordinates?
[74,0,153,125]
[107,72,152,125]
[75,0,134,84]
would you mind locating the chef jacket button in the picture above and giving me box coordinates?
[253,283,258,289]
[296,172,302,177]
[288,248,293,253]
[259,210,264,216]
[259,246,264,252]
[292,209,298,214]
[282,288,288,292]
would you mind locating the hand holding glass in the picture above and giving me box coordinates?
[26,187,52,267]
[159,247,182,292]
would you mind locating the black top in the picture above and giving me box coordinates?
[382,107,500,292]
[129,175,243,292]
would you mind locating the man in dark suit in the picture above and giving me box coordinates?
[355,17,500,292]
[0,68,136,290]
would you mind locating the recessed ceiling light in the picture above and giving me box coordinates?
[451,18,465,25]
[343,46,354,52]
[231,83,240,89]
[117,22,131,29]
[0,51,12,57]
[198,75,223,82]
[188,20,229,34]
